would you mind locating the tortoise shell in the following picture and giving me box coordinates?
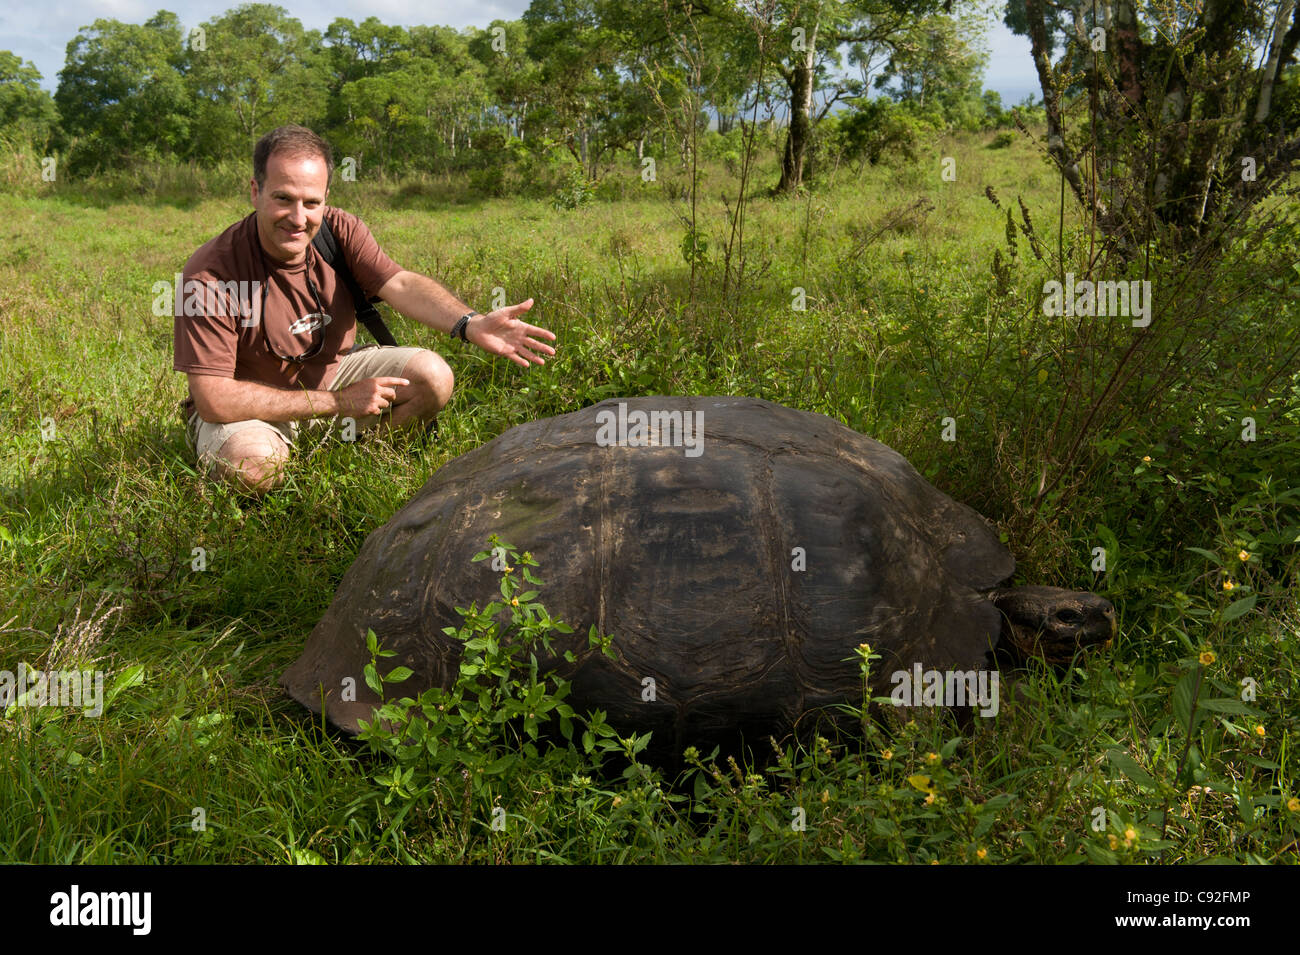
[282,396,1016,754]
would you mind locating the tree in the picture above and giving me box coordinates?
[54,11,191,169]
[1008,0,1300,247]
[183,4,328,162]
[407,26,493,160]
[758,0,952,193]
[873,11,990,128]
[468,20,541,142]
[523,0,645,177]
[0,51,58,149]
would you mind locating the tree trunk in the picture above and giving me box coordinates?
[1024,0,1103,218]
[1255,0,1296,122]
[775,18,818,194]
[1163,0,1252,229]
[1111,0,1143,111]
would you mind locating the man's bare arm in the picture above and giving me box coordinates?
[377,271,472,335]
[189,373,407,424]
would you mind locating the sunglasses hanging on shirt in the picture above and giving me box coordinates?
[256,240,331,364]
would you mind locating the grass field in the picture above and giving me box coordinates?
[1,128,1298,863]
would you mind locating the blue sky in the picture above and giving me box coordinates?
[1,0,1040,104]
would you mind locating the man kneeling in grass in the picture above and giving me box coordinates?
[173,124,557,494]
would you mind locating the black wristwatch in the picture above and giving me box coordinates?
[450,311,477,341]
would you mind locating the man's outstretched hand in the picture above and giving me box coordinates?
[468,298,556,368]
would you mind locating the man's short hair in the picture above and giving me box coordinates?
[253,125,334,191]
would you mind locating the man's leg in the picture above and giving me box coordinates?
[330,346,453,439]
[385,349,453,433]
[211,427,291,494]
[190,415,293,496]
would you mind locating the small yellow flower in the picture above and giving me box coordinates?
[930,859,940,865]
[1223,579,1235,591]
[924,792,935,806]
[976,848,987,860]
[925,751,940,764]
[820,789,830,803]
[1142,455,1152,463]
[1287,797,1299,813]
[1124,827,1136,842]
[1199,650,1216,666]
[881,748,893,760]
[1238,550,1250,562]
[1107,833,1118,850]
[511,597,519,606]
[612,795,623,808]
[1255,724,1266,738]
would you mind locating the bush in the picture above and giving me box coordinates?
[551,166,595,210]
[827,99,937,169]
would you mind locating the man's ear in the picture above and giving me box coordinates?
[249,178,259,206]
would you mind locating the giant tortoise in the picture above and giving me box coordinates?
[282,396,1115,756]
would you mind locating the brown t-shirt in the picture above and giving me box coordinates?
[174,206,403,416]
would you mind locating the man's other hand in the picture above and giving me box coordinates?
[336,376,410,418]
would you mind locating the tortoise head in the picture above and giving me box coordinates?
[989,586,1116,666]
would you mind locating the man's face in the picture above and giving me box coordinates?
[250,152,329,265]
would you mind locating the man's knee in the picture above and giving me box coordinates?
[400,350,454,413]
[211,428,289,494]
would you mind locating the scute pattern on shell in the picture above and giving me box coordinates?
[282,396,1016,755]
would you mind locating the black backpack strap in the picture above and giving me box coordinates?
[312,214,398,347]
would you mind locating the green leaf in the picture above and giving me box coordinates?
[1185,546,1223,565]
[105,664,146,706]
[1219,594,1256,623]
[693,770,711,801]
[1105,748,1159,792]
[485,754,515,775]
[1174,668,1207,735]
[1198,698,1257,715]
[384,666,414,684]
[1083,841,1116,864]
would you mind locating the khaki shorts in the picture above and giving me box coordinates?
[186,345,428,477]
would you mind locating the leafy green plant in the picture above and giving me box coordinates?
[551,167,595,211]
[354,537,653,826]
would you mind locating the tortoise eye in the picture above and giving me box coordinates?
[1054,608,1084,625]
